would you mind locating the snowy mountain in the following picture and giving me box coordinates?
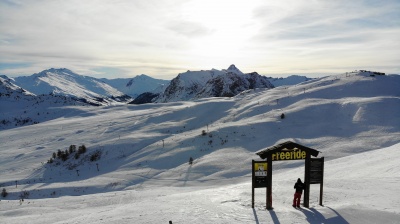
[1,70,399,223]
[267,75,314,87]
[100,74,170,98]
[11,68,132,105]
[0,75,89,129]
[151,64,274,103]
[0,75,34,97]
[197,71,274,98]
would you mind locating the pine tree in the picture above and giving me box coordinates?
[69,145,76,154]
[81,144,86,153]
[60,151,68,161]
[1,188,7,198]
[78,145,87,154]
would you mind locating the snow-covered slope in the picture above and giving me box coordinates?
[101,74,170,98]
[0,75,35,97]
[12,68,132,105]
[0,71,399,223]
[0,75,91,129]
[268,75,314,87]
[154,65,274,103]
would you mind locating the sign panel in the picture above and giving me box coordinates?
[271,149,307,161]
[253,161,268,188]
[310,171,323,184]
[254,162,267,176]
[311,160,323,169]
[309,158,324,184]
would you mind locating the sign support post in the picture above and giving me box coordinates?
[304,152,311,208]
[319,157,324,206]
[252,160,255,208]
[266,153,273,210]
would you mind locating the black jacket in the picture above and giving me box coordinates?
[294,181,304,193]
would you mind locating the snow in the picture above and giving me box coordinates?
[155,65,273,103]
[101,74,170,98]
[11,68,129,104]
[1,72,399,223]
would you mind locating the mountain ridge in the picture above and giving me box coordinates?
[11,68,131,105]
[148,64,275,103]
[100,74,169,98]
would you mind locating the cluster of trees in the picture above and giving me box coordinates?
[0,119,10,125]
[0,117,38,127]
[47,144,87,164]
[90,150,101,162]
[0,188,29,199]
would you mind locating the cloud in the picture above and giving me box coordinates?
[0,0,399,78]
[167,20,213,38]
[246,0,400,74]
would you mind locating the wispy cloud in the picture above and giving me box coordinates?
[0,0,399,78]
[248,0,400,74]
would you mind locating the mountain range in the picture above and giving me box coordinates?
[1,65,317,106]
[131,64,276,104]
[155,64,274,103]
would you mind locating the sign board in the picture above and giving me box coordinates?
[253,161,267,188]
[254,162,267,176]
[252,160,270,208]
[271,149,307,161]
[254,141,323,209]
[309,158,324,184]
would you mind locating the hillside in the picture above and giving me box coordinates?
[0,76,91,129]
[101,74,170,98]
[0,71,399,223]
[267,75,314,87]
[11,68,132,105]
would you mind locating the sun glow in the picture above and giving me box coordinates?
[181,0,263,62]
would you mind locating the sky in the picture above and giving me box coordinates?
[0,0,399,79]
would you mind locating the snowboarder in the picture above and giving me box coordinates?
[293,178,304,208]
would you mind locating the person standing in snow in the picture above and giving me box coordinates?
[293,178,305,208]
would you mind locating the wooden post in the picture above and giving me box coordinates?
[266,154,273,209]
[304,152,311,208]
[252,160,255,208]
[96,163,99,171]
[319,157,324,206]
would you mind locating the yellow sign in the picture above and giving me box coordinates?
[254,162,267,176]
[272,149,306,161]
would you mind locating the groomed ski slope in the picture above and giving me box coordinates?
[0,72,399,223]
